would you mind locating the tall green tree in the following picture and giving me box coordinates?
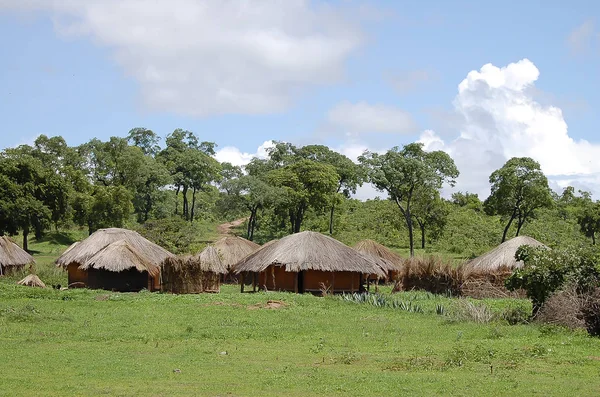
[127,127,161,156]
[268,160,339,233]
[411,189,449,249]
[296,145,365,235]
[484,157,553,243]
[577,200,600,245]
[158,129,220,222]
[359,143,459,257]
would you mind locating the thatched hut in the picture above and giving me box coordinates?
[0,236,35,276]
[17,274,46,288]
[462,236,547,276]
[56,228,174,292]
[162,246,228,293]
[234,231,385,294]
[213,236,260,282]
[354,239,403,282]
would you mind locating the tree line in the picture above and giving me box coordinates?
[1,128,598,256]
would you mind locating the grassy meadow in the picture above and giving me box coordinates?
[1,232,600,396]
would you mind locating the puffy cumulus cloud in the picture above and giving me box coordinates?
[1,0,363,116]
[214,140,274,167]
[327,101,418,135]
[420,58,600,198]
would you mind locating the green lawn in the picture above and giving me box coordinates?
[0,233,599,396]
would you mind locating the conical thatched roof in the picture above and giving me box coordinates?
[17,274,46,288]
[0,236,35,271]
[354,239,403,272]
[213,236,260,270]
[463,236,547,273]
[79,240,162,276]
[195,246,228,274]
[234,231,385,277]
[56,228,173,275]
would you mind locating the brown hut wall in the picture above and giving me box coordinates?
[86,268,151,292]
[67,263,88,287]
[304,270,361,293]
[259,265,297,292]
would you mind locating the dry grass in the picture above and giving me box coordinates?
[393,257,521,298]
[16,274,46,288]
[213,236,260,271]
[536,285,586,330]
[162,247,227,294]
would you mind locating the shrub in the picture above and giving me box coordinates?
[506,245,600,315]
[536,284,585,330]
[580,287,600,336]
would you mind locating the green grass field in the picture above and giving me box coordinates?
[1,233,599,396]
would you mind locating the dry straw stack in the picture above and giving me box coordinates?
[162,245,228,293]
[0,236,35,276]
[17,274,46,288]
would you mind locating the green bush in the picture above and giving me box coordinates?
[506,245,600,316]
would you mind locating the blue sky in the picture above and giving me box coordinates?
[1,0,599,197]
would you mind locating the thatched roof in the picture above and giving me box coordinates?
[17,274,46,288]
[0,236,35,270]
[79,240,162,277]
[234,231,385,277]
[354,239,403,272]
[163,246,228,275]
[213,236,260,270]
[463,236,547,273]
[56,228,173,275]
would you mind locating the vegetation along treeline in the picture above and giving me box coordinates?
[1,128,599,258]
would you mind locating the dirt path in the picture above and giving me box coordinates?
[217,217,248,238]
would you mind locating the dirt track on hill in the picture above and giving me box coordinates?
[217,218,247,238]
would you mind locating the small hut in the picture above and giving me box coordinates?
[162,246,228,293]
[213,236,260,282]
[0,236,35,276]
[354,239,403,282]
[462,236,547,276]
[17,274,46,288]
[56,228,174,292]
[234,231,385,294]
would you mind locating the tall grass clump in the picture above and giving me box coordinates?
[340,292,423,313]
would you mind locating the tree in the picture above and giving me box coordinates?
[577,200,600,245]
[268,160,339,233]
[72,185,133,235]
[412,189,449,249]
[451,191,483,212]
[127,127,161,156]
[296,145,365,235]
[484,157,553,243]
[359,143,459,257]
[158,129,220,221]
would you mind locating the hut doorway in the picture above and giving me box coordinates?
[297,271,305,293]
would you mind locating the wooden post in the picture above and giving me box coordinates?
[240,273,245,293]
[252,272,257,292]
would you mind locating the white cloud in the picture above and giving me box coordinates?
[214,140,274,167]
[421,58,600,198]
[327,101,417,135]
[1,0,364,116]
[567,19,597,54]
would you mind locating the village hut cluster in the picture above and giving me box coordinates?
[3,220,547,298]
